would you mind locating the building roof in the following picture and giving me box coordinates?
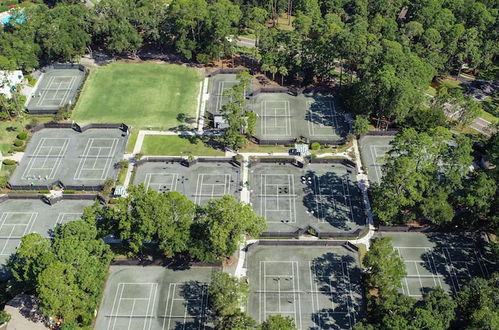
[0,70,23,98]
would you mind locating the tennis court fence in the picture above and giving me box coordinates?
[377,225,437,233]
[31,122,129,134]
[110,255,222,268]
[207,68,245,77]
[0,193,103,205]
[359,130,399,140]
[246,239,359,251]
[249,86,289,97]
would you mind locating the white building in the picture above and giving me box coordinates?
[0,70,23,98]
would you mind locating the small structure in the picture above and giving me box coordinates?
[213,115,229,129]
[114,185,127,197]
[0,70,23,98]
[295,143,309,156]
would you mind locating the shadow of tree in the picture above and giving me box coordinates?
[172,281,214,330]
[304,97,347,137]
[419,232,498,296]
[302,170,364,231]
[309,252,363,329]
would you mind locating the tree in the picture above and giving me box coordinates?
[215,310,257,330]
[353,115,370,135]
[97,185,195,257]
[157,191,196,257]
[372,127,473,225]
[260,315,297,330]
[8,219,112,327]
[456,171,496,224]
[413,288,456,330]
[363,237,406,299]
[7,233,54,294]
[209,272,249,316]
[456,273,499,329]
[35,4,93,62]
[93,0,146,55]
[190,195,266,262]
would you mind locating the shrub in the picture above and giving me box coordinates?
[0,310,11,325]
[0,176,7,188]
[24,74,37,87]
[63,190,75,194]
[17,131,28,140]
[0,112,9,121]
[13,139,23,147]
[310,142,321,150]
[11,146,25,152]
[2,159,16,166]
[38,190,50,194]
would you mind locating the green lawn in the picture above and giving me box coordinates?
[478,109,498,124]
[141,135,224,156]
[125,129,139,153]
[0,116,52,154]
[73,62,202,130]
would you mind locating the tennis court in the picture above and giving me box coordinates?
[376,232,497,297]
[27,68,85,113]
[359,135,394,184]
[251,93,349,143]
[134,160,241,205]
[207,74,247,116]
[95,265,219,330]
[0,197,93,279]
[246,244,363,329]
[9,128,127,189]
[249,161,365,235]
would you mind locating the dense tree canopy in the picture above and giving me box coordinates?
[372,126,473,225]
[7,219,112,327]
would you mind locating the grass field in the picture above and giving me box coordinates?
[141,135,224,156]
[73,62,202,130]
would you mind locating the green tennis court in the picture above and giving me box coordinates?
[376,232,497,298]
[246,244,363,329]
[134,159,241,205]
[359,135,395,184]
[95,265,219,330]
[27,68,85,113]
[249,161,365,235]
[251,92,349,143]
[9,128,127,189]
[207,74,243,115]
[0,197,93,279]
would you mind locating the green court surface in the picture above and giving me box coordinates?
[9,128,127,189]
[359,135,394,184]
[73,63,202,130]
[27,69,85,113]
[249,162,366,235]
[246,244,363,329]
[250,93,349,143]
[94,265,219,330]
[206,74,242,116]
[134,160,241,205]
[141,135,224,156]
[0,198,93,278]
[376,232,497,298]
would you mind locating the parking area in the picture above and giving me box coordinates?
[0,197,93,278]
[9,128,127,190]
[249,160,366,235]
[94,265,219,330]
[27,68,85,113]
[376,232,497,297]
[245,244,363,329]
[134,159,241,204]
[359,135,394,184]
[250,92,349,144]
